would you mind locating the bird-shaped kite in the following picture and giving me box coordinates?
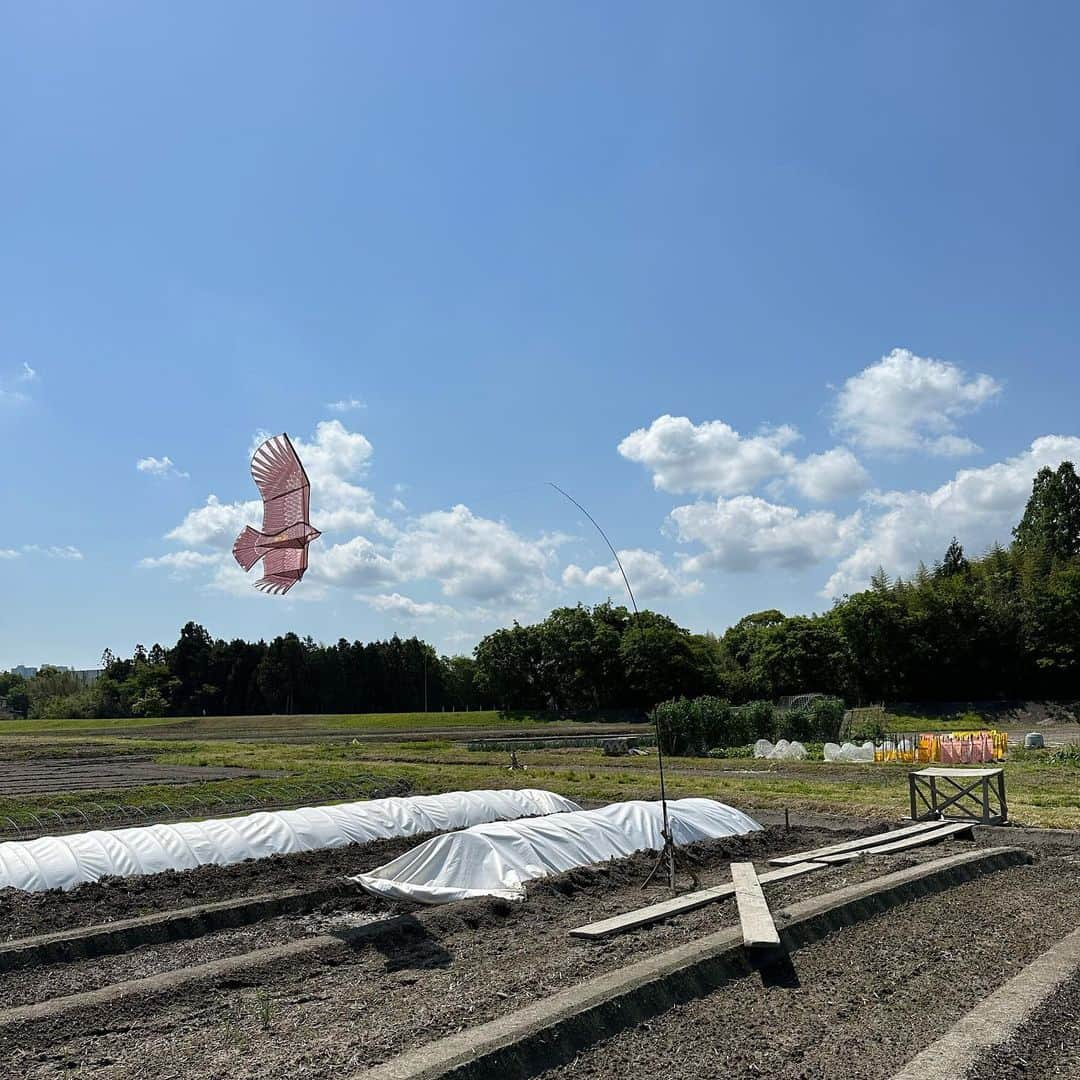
[232,433,321,594]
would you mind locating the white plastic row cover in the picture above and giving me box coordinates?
[352,797,762,904]
[0,789,581,894]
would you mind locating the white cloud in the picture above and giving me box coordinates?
[563,548,702,599]
[147,421,558,612]
[18,363,37,382]
[49,545,83,560]
[327,398,366,412]
[362,592,457,620]
[136,455,189,479]
[161,420,392,553]
[669,495,861,573]
[0,549,19,560]
[393,505,559,604]
[166,495,262,549]
[282,420,393,536]
[618,413,869,502]
[823,435,1080,597]
[788,447,870,501]
[139,551,222,572]
[833,348,1001,455]
[21,544,84,560]
[314,506,560,608]
[312,535,401,589]
[619,415,800,495]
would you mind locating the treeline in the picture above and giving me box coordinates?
[3,462,1079,720]
[713,462,1080,704]
[470,462,1080,709]
[1,627,481,720]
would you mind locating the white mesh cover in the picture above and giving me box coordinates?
[0,789,581,894]
[352,797,762,904]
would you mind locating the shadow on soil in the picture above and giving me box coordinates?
[335,913,454,973]
[758,948,801,989]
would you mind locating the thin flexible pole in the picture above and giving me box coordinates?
[547,482,676,886]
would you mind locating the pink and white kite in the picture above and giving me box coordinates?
[232,433,321,595]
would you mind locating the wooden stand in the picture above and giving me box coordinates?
[908,767,1007,825]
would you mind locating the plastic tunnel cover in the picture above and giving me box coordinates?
[351,798,762,904]
[0,789,581,894]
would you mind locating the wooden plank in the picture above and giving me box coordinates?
[569,861,823,941]
[812,821,974,864]
[730,862,780,947]
[769,819,946,866]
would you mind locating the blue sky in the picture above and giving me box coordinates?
[3,2,1079,669]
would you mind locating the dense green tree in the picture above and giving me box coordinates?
[938,538,969,578]
[1014,462,1080,563]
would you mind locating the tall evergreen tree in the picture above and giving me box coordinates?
[938,537,969,577]
[1014,462,1080,562]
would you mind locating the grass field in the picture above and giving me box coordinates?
[0,709,589,737]
[2,709,1080,828]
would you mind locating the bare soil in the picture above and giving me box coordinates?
[0,825,863,1077]
[542,853,1080,1080]
[3,827,1076,1080]
[2,827,1041,1080]
[0,757,272,796]
[967,968,1080,1079]
[0,833,434,941]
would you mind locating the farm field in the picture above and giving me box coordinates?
[2,713,1080,1078]
[0,710,636,741]
[4,708,1080,829]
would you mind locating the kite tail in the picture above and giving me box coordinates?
[232,526,265,571]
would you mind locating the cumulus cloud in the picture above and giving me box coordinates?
[314,505,559,608]
[0,549,19,559]
[312,535,401,589]
[788,447,870,501]
[668,496,861,573]
[145,421,565,612]
[833,348,1001,455]
[393,505,559,604]
[362,593,457,620]
[327,398,366,412]
[160,420,391,557]
[618,415,801,495]
[563,548,702,599]
[136,455,189,479]
[823,435,1080,597]
[166,495,262,548]
[618,414,869,501]
[282,420,393,535]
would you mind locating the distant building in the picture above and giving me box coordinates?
[4,665,101,685]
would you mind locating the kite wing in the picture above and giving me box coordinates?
[255,546,308,595]
[251,433,311,535]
